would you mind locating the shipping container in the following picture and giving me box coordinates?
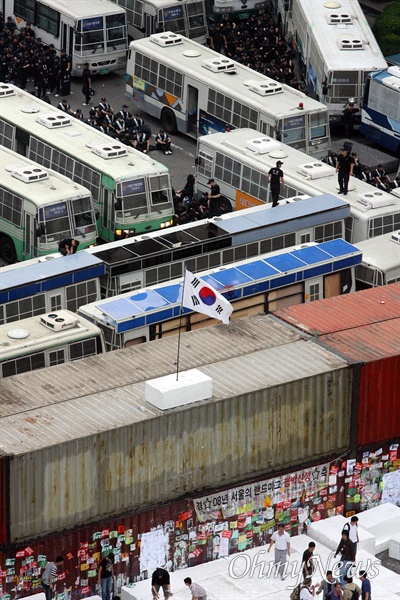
[319,318,400,447]
[0,315,352,544]
[274,282,400,335]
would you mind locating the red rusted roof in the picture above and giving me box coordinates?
[274,283,400,335]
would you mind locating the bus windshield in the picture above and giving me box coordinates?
[115,179,148,220]
[72,197,97,235]
[187,2,207,39]
[160,6,186,35]
[75,14,127,55]
[106,13,127,50]
[39,202,71,240]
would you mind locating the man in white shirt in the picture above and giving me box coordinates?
[342,516,359,556]
[184,577,207,600]
[267,523,291,580]
[300,577,317,600]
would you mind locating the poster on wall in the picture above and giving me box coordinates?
[139,530,166,574]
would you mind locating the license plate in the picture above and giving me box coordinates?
[239,12,249,19]
[99,68,109,75]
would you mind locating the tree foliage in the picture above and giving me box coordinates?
[373,1,400,56]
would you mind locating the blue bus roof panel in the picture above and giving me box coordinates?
[88,240,362,334]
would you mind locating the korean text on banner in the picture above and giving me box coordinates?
[182,270,233,325]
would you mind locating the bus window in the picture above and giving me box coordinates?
[281,116,306,145]
[160,7,185,35]
[116,180,148,219]
[149,174,171,206]
[310,112,327,140]
[72,197,95,233]
[39,203,70,241]
[106,13,127,49]
[76,17,105,54]
[187,2,206,38]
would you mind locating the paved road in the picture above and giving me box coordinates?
[62,69,198,193]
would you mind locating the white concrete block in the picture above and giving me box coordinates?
[356,503,400,553]
[121,585,140,600]
[307,515,376,555]
[389,532,400,560]
[145,369,212,410]
[25,594,46,600]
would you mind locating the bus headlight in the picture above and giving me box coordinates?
[160,219,173,228]
[214,6,234,11]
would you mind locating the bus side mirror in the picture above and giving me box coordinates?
[322,80,328,95]
[95,210,100,220]
[36,225,45,237]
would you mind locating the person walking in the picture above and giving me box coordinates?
[341,101,358,138]
[41,555,64,600]
[334,531,355,586]
[82,62,92,106]
[302,542,316,580]
[359,571,371,600]
[98,552,114,600]
[342,516,359,556]
[184,577,206,600]
[267,160,285,207]
[336,147,354,195]
[151,567,172,599]
[267,522,291,580]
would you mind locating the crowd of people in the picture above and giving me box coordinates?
[325,150,400,194]
[208,13,304,92]
[172,175,233,226]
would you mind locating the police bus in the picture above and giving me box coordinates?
[355,230,400,289]
[78,239,362,349]
[272,0,386,124]
[0,310,105,378]
[196,128,400,244]
[0,84,174,242]
[4,0,128,76]
[126,32,331,158]
[110,0,207,44]
[0,144,97,263]
[85,194,351,296]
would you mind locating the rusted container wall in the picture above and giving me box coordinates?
[319,319,400,447]
[274,282,400,335]
[6,340,353,543]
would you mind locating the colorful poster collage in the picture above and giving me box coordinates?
[0,443,399,600]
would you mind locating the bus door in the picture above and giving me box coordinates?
[145,14,155,37]
[102,189,114,241]
[61,22,74,56]
[187,85,199,134]
[304,276,323,302]
[24,213,37,258]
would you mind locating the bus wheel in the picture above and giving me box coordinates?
[0,236,17,263]
[161,108,177,134]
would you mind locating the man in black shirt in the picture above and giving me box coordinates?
[207,178,221,217]
[151,568,172,599]
[58,238,79,255]
[336,148,354,195]
[267,160,285,207]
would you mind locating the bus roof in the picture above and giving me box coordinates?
[0,86,169,183]
[79,239,361,332]
[129,34,329,118]
[355,231,400,276]
[294,0,386,72]
[0,311,102,360]
[0,145,91,204]
[198,128,400,219]
[0,253,104,296]
[37,0,126,18]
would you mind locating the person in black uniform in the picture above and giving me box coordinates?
[207,178,221,217]
[267,160,285,207]
[58,238,79,255]
[336,147,354,195]
[81,62,92,106]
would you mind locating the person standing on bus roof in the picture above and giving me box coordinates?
[267,161,285,207]
[336,148,354,196]
[58,238,80,256]
[82,62,92,106]
[207,179,221,217]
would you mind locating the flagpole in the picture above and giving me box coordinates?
[176,267,187,381]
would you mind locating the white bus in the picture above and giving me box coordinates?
[196,128,400,243]
[0,84,174,243]
[110,0,207,44]
[5,0,128,76]
[213,0,267,21]
[0,310,105,378]
[126,32,331,157]
[0,144,97,263]
[272,0,387,123]
[360,67,400,155]
[355,231,400,289]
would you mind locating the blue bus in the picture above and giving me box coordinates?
[78,239,362,349]
[361,66,400,155]
[0,253,104,325]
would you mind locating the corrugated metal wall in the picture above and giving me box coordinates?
[357,357,400,446]
[7,366,352,543]
[0,456,7,545]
